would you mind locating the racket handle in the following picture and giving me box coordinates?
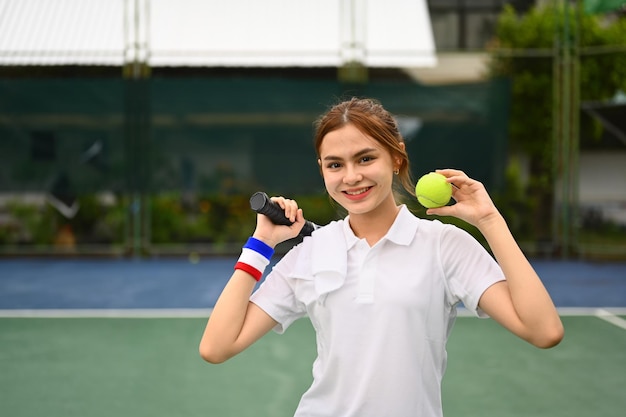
[249,192,318,237]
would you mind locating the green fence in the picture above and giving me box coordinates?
[1,76,512,255]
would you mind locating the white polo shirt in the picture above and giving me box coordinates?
[250,205,505,417]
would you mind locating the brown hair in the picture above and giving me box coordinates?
[313,97,415,197]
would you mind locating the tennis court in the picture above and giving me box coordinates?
[1,258,625,417]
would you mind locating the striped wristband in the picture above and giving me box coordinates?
[234,237,274,281]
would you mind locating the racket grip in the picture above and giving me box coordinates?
[249,192,318,237]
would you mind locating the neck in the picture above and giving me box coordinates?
[348,199,401,246]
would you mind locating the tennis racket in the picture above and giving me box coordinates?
[249,192,319,237]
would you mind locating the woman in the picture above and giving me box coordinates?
[200,98,564,417]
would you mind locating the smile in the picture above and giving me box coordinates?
[343,187,372,196]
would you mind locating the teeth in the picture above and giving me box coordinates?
[346,187,369,195]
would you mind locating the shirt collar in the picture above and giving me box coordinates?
[385,205,419,245]
[341,205,418,249]
[342,218,360,250]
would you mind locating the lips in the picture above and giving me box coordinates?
[342,186,373,200]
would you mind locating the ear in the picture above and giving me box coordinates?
[394,143,406,171]
[317,158,322,167]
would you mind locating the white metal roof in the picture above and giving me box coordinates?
[0,0,126,65]
[0,0,436,67]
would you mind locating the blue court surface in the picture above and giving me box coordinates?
[0,257,624,312]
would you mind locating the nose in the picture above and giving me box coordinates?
[343,164,362,185]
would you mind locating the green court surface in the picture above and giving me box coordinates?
[1,314,625,417]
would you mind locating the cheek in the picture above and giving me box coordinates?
[321,171,340,190]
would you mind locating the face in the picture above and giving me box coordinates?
[318,124,401,217]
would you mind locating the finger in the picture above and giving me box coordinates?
[447,175,473,191]
[272,197,298,222]
[270,196,290,218]
[270,196,286,209]
[435,168,466,178]
[426,206,454,217]
[434,169,466,189]
[293,208,305,228]
[289,199,301,222]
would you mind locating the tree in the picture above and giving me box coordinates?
[489,3,626,249]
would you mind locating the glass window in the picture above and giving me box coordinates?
[427,0,535,50]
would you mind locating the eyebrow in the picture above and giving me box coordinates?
[322,147,379,161]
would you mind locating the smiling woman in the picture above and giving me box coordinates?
[200,97,563,417]
[318,125,400,224]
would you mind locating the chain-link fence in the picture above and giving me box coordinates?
[0,77,512,256]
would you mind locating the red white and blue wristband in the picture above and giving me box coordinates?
[234,237,274,281]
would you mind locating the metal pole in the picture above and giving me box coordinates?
[132,0,141,257]
[123,0,150,257]
[570,0,581,256]
[562,0,572,258]
[553,0,580,259]
[552,0,563,256]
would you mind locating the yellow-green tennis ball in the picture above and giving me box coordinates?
[415,172,452,208]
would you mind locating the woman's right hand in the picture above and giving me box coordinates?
[252,196,305,248]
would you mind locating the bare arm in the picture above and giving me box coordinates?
[429,169,564,348]
[199,198,306,363]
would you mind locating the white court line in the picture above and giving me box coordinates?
[558,307,626,316]
[0,308,213,318]
[594,308,626,330]
[1,307,626,319]
[456,307,626,317]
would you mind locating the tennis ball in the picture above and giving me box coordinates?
[415,172,452,208]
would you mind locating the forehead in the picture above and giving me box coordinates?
[319,124,384,157]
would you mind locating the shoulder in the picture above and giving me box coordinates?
[276,219,345,269]
[413,215,473,241]
[299,219,345,250]
[396,205,454,234]
[411,214,455,241]
[403,213,480,260]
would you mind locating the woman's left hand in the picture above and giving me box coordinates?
[425,169,501,229]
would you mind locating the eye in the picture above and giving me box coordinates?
[326,162,342,169]
[359,156,375,163]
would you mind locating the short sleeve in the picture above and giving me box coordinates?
[439,225,505,317]
[250,245,308,333]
